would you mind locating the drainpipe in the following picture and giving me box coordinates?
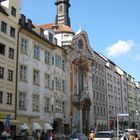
[15,26,22,120]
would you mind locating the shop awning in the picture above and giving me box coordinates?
[19,123,29,130]
[0,119,23,125]
[33,122,42,131]
[44,123,53,131]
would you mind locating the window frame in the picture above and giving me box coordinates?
[1,21,7,33]
[0,67,4,79]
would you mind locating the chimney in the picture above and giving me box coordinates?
[19,14,26,26]
[27,19,32,30]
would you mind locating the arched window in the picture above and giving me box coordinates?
[59,5,63,13]
[78,39,83,50]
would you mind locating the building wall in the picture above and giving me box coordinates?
[0,0,20,119]
[106,62,122,130]
[90,52,108,131]
[17,28,68,134]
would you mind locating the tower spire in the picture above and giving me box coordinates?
[55,0,71,27]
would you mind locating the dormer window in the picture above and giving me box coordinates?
[49,33,53,43]
[78,39,83,50]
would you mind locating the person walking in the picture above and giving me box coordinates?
[89,130,95,140]
[40,130,45,140]
[1,129,8,140]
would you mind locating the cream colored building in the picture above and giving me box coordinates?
[17,15,68,134]
[0,0,20,124]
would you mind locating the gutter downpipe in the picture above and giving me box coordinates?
[15,25,22,121]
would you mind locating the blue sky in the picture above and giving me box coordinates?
[21,0,140,81]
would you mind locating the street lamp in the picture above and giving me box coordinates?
[70,113,73,136]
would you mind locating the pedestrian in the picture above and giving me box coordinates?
[1,129,8,140]
[134,132,138,140]
[40,130,45,140]
[89,130,95,140]
[36,130,41,140]
[128,132,135,140]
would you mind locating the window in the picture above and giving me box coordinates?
[59,5,63,12]
[8,70,13,81]
[45,98,50,112]
[55,55,61,67]
[0,67,4,79]
[9,48,14,59]
[33,69,40,84]
[32,95,39,111]
[44,73,50,88]
[62,60,65,71]
[21,38,28,54]
[10,26,15,38]
[49,33,53,43]
[7,70,13,81]
[34,44,40,60]
[18,92,27,110]
[0,43,5,55]
[1,21,7,33]
[62,80,65,92]
[0,91,3,103]
[54,38,57,45]
[6,93,12,105]
[45,50,50,64]
[20,65,27,81]
[11,6,16,17]
[78,39,83,49]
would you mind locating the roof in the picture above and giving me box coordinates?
[38,23,74,34]
[0,5,8,16]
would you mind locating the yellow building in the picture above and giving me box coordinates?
[0,0,21,134]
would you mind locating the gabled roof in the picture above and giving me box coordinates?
[38,23,74,34]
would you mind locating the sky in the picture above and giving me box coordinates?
[21,0,140,81]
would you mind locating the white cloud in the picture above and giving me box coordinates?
[106,40,135,57]
[132,53,140,61]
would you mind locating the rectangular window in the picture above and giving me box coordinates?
[21,38,28,54]
[7,70,13,81]
[44,73,50,88]
[1,21,7,33]
[49,33,53,43]
[18,92,26,110]
[20,65,27,81]
[33,95,39,111]
[0,67,4,79]
[45,98,50,112]
[33,69,40,84]
[62,60,65,71]
[11,6,16,17]
[54,38,57,45]
[9,48,14,59]
[10,26,15,38]
[0,43,5,55]
[6,93,12,104]
[34,45,40,60]
[62,80,65,92]
[45,50,50,64]
[55,55,61,67]
[0,91,3,103]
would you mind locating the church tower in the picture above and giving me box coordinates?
[55,0,71,27]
